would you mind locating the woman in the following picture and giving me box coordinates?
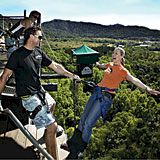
[61,47,160,159]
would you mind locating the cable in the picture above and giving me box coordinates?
[41,29,55,54]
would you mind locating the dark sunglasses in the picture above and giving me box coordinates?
[34,35,43,40]
[38,36,43,40]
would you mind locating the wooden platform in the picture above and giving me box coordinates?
[0,124,69,159]
[0,98,69,160]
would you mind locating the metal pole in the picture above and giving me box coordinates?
[0,102,3,112]
[3,108,53,160]
[2,16,4,30]
[72,79,78,129]
[24,10,26,18]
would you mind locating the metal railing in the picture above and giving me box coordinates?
[0,105,53,160]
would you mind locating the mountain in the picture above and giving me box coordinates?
[42,19,160,40]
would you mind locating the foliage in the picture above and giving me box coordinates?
[41,38,160,159]
[42,19,160,41]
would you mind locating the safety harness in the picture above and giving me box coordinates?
[23,49,45,119]
[92,86,116,122]
[21,87,47,119]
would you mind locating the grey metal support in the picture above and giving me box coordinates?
[0,103,3,112]
[72,79,78,129]
[2,108,53,160]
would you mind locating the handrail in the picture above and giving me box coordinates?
[41,73,66,79]
[1,107,53,160]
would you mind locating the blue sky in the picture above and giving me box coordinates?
[1,0,160,30]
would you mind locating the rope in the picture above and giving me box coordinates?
[41,29,54,54]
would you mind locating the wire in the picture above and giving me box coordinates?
[41,29,54,54]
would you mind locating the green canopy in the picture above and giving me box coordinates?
[72,45,99,56]
[72,45,99,64]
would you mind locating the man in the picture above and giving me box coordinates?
[5,10,41,58]
[0,26,80,159]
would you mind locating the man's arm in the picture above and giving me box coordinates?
[0,68,13,93]
[126,72,160,96]
[48,61,80,80]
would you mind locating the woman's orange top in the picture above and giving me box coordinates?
[98,63,128,93]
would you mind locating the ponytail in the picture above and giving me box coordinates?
[121,57,125,66]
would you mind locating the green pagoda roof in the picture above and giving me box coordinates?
[72,45,99,56]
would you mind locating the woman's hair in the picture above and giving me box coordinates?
[114,47,125,66]
[23,26,41,45]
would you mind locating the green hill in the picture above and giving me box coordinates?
[42,19,160,40]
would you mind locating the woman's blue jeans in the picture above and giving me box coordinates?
[78,88,113,143]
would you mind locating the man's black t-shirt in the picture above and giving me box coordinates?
[6,46,52,96]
